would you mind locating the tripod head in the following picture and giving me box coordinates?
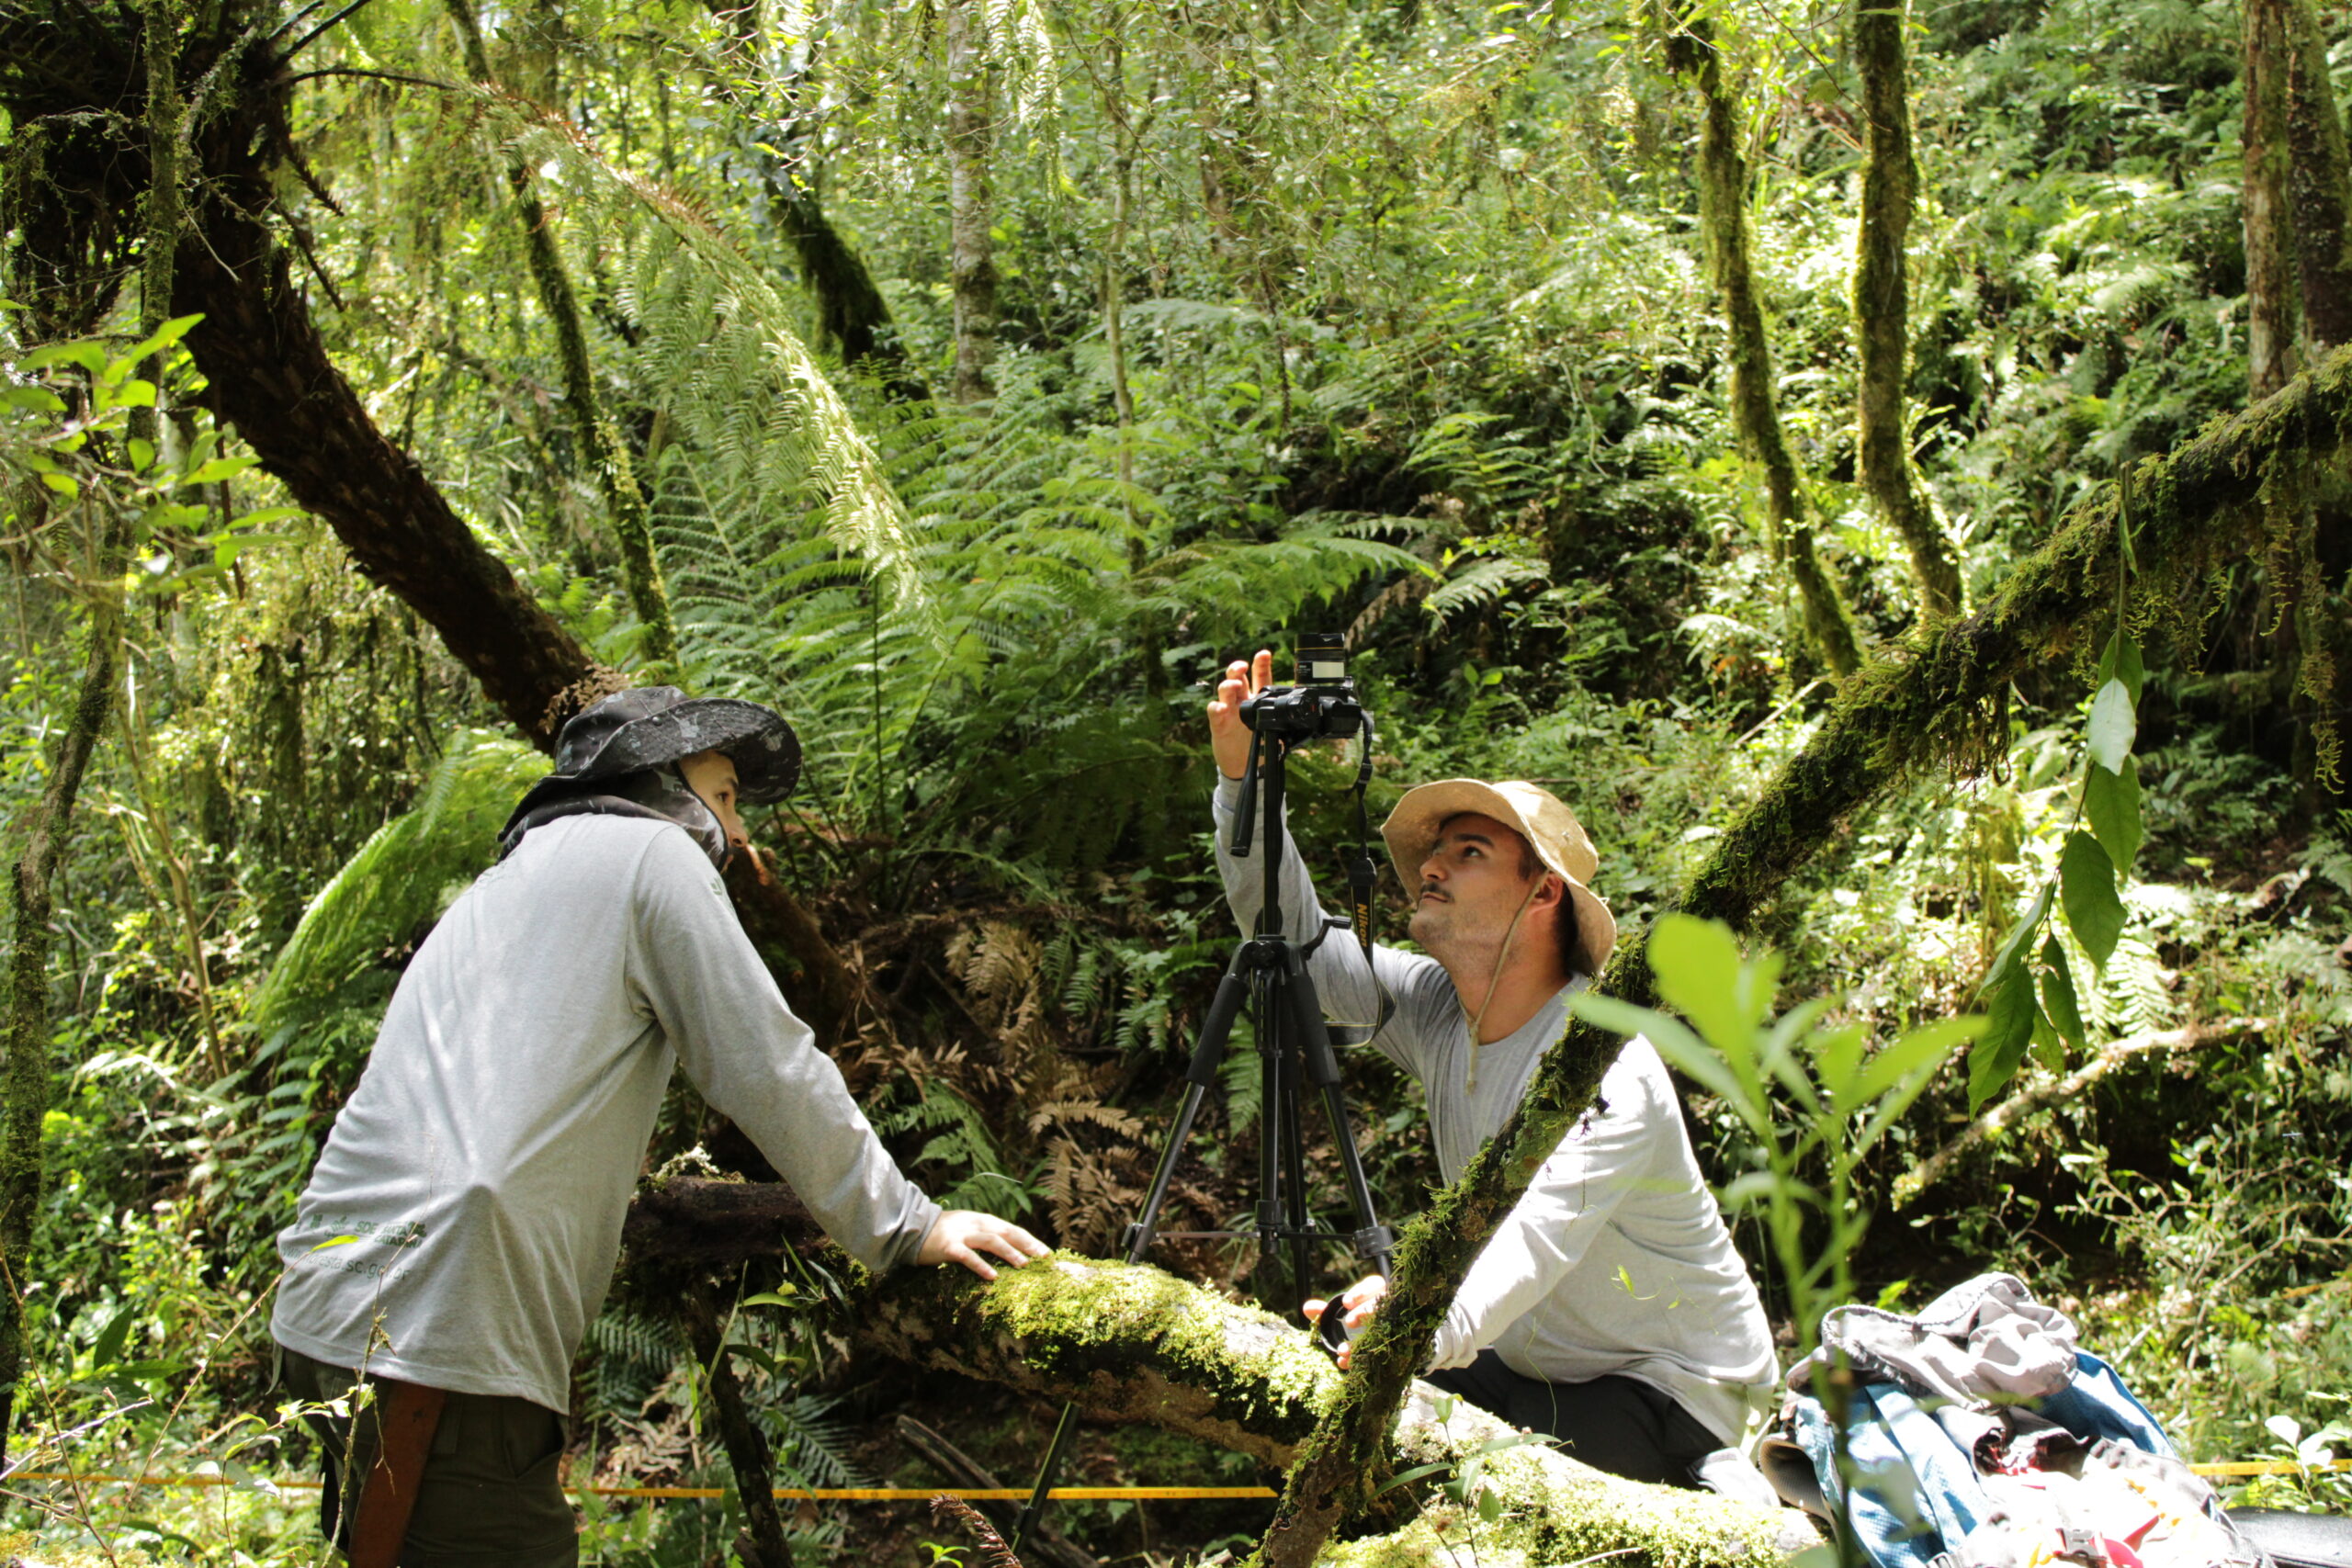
[1228,635,1380,978]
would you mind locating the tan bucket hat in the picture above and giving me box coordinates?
[1379,779,1617,978]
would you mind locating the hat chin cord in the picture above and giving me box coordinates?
[1461,877,1544,1094]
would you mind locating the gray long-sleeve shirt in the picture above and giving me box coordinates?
[1212,778,1777,1444]
[273,815,939,1412]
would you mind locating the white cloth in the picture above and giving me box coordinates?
[272,815,939,1412]
[1212,777,1778,1444]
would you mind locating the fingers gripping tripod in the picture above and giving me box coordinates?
[1012,659,1393,1553]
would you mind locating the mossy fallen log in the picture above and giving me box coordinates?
[854,1254,1810,1568]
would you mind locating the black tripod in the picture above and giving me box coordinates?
[1011,701,1393,1554]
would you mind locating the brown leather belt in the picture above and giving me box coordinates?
[347,1377,448,1568]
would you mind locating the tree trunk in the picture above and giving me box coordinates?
[170,158,605,746]
[1853,0,1964,619]
[0,580,121,1467]
[1253,345,2352,1567]
[944,0,999,403]
[2286,0,2352,354]
[2245,0,2302,399]
[854,1257,1811,1568]
[1667,13,1863,675]
[696,0,927,398]
[445,0,681,682]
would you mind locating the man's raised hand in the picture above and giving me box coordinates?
[919,1210,1050,1281]
[1207,649,1275,781]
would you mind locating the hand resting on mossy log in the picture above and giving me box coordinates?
[854,1252,1815,1568]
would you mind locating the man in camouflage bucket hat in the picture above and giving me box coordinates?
[1206,650,1776,1494]
[272,687,1045,1567]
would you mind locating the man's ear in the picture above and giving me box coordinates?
[1533,871,1566,908]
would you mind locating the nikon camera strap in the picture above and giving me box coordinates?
[1323,714,1393,1046]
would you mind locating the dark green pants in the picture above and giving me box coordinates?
[278,1344,577,1568]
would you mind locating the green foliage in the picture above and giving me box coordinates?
[245,728,541,1032]
[1576,916,1979,1349]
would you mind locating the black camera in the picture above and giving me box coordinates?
[1238,632,1363,741]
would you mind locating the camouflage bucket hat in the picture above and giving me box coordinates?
[506,685,800,825]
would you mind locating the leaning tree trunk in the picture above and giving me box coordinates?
[944,0,998,403]
[1853,0,1964,619]
[1666,11,1863,675]
[1250,347,2352,1568]
[445,0,680,682]
[696,0,928,399]
[855,1256,1811,1568]
[2245,0,2303,399]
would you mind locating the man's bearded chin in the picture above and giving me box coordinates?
[1410,898,1500,968]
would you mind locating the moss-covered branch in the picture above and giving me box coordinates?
[854,1256,1808,1568]
[1254,342,2352,1568]
[2245,0,2302,398]
[1854,0,1963,618]
[1665,12,1862,674]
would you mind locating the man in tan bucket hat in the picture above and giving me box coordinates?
[1207,652,1775,1492]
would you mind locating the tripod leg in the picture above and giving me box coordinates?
[1011,1403,1080,1557]
[1278,1045,1315,1305]
[1317,1081,1395,1278]
[1252,973,1287,1303]
[1282,947,1396,1280]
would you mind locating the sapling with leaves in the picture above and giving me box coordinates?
[1572,916,1981,1366]
[1966,464,2153,1113]
[1573,916,1980,1568]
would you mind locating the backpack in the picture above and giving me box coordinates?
[1758,1275,2269,1568]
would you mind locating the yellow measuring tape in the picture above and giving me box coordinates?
[6,1473,1278,1500]
[10,1460,2349,1498]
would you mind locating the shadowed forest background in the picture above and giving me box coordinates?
[0,0,2348,1557]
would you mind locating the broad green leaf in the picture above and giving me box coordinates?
[0,384,65,413]
[1571,992,1761,1132]
[2059,830,2126,969]
[2039,935,2086,1050]
[1376,1461,1457,1496]
[2096,627,2145,705]
[2084,757,2142,874]
[128,436,156,473]
[92,1303,138,1368]
[110,378,157,409]
[1979,881,2053,1002]
[1856,1017,1984,1155]
[119,313,203,370]
[22,341,106,375]
[726,1340,782,1375]
[2086,680,2136,773]
[2029,1005,2065,1074]
[39,471,77,498]
[1648,915,1754,1050]
[183,454,258,486]
[741,1288,797,1308]
[1852,1015,1981,1109]
[1968,962,2041,1112]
